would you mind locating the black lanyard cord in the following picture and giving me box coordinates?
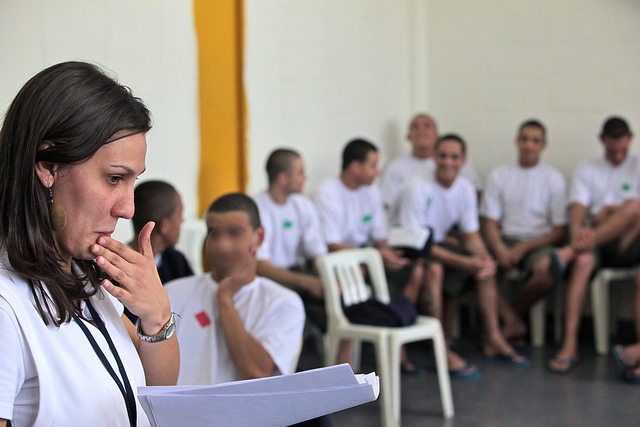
[72,300,137,427]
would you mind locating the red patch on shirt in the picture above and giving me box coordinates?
[195,311,211,327]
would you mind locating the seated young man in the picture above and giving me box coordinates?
[397,134,531,377]
[130,180,193,283]
[481,120,567,343]
[549,117,640,373]
[314,138,437,374]
[125,180,193,324]
[254,148,328,332]
[380,113,483,213]
[165,193,305,385]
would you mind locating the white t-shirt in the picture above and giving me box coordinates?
[314,177,388,248]
[569,153,640,217]
[480,161,568,241]
[0,255,150,427]
[396,173,480,243]
[380,154,483,208]
[165,274,305,386]
[254,192,327,269]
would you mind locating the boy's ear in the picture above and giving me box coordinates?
[254,225,265,248]
[157,217,170,236]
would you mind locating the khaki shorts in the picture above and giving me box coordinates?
[424,242,475,298]
[500,237,555,275]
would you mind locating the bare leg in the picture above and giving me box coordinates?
[512,255,555,315]
[593,200,640,248]
[416,262,474,371]
[337,339,354,366]
[549,251,596,371]
[499,291,527,341]
[402,260,425,304]
[613,271,640,374]
[477,276,525,360]
[442,296,458,340]
[619,215,640,254]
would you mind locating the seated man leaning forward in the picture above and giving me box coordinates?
[481,120,567,344]
[549,116,640,373]
[314,138,436,374]
[254,148,328,332]
[396,134,531,376]
[165,193,305,385]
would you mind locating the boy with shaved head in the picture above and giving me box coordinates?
[165,193,305,385]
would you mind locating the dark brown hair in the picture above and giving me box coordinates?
[265,148,300,185]
[0,61,152,326]
[207,193,261,230]
[132,181,179,235]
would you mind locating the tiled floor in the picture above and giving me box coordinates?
[297,323,640,426]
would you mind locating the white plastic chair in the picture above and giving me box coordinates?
[316,248,454,427]
[591,267,637,355]
[175,218,208,274]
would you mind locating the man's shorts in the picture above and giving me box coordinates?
[500,237,555,276]
[423,242,475,298]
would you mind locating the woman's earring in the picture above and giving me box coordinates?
[48,185,67,232]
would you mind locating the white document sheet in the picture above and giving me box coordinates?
[388,225,431,250]
[138,364,379,427]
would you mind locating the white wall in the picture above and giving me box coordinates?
[0,0,199,243]
[2,0,639,242]
[244,0,429,195]
[426,0,640,179]
[245,0,640,194]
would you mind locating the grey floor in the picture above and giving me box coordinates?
[296,319,640,427]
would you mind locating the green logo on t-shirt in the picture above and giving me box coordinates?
[283,220,293,229]
[427,197,433,207]
[622,183,631,191]
[362,214,372,224]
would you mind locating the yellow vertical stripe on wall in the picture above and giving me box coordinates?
[195,0,247,216]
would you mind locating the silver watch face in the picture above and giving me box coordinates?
[165,321,176,339]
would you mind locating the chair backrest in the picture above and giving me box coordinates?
[316,248,392,326]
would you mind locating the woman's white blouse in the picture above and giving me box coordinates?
[0,255,150,426]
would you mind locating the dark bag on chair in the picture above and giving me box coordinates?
[344,296,417,327]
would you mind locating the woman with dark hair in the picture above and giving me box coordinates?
[0,62,179,426]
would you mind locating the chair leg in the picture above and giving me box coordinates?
[432,327,455,419]
[374,333,396,427]
[591,273,610,356]
[388,336,402,427]
[529,299,546,347]
[324,332,341,367]
[352,338,362,373]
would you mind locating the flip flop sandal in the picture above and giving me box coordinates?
[548,357,578,374]
[612,345,635,373]
[401,362,426,376]
[449,362,481,380]
[486,352,531,368]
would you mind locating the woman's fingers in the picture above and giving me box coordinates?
[94,235,140,264]
[138,221,156,259]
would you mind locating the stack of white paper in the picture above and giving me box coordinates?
[138,364,379,427]
[388,225,431,250]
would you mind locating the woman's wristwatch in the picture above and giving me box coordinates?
[136,313,176,343]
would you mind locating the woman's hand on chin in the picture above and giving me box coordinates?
[91,221,172,335]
